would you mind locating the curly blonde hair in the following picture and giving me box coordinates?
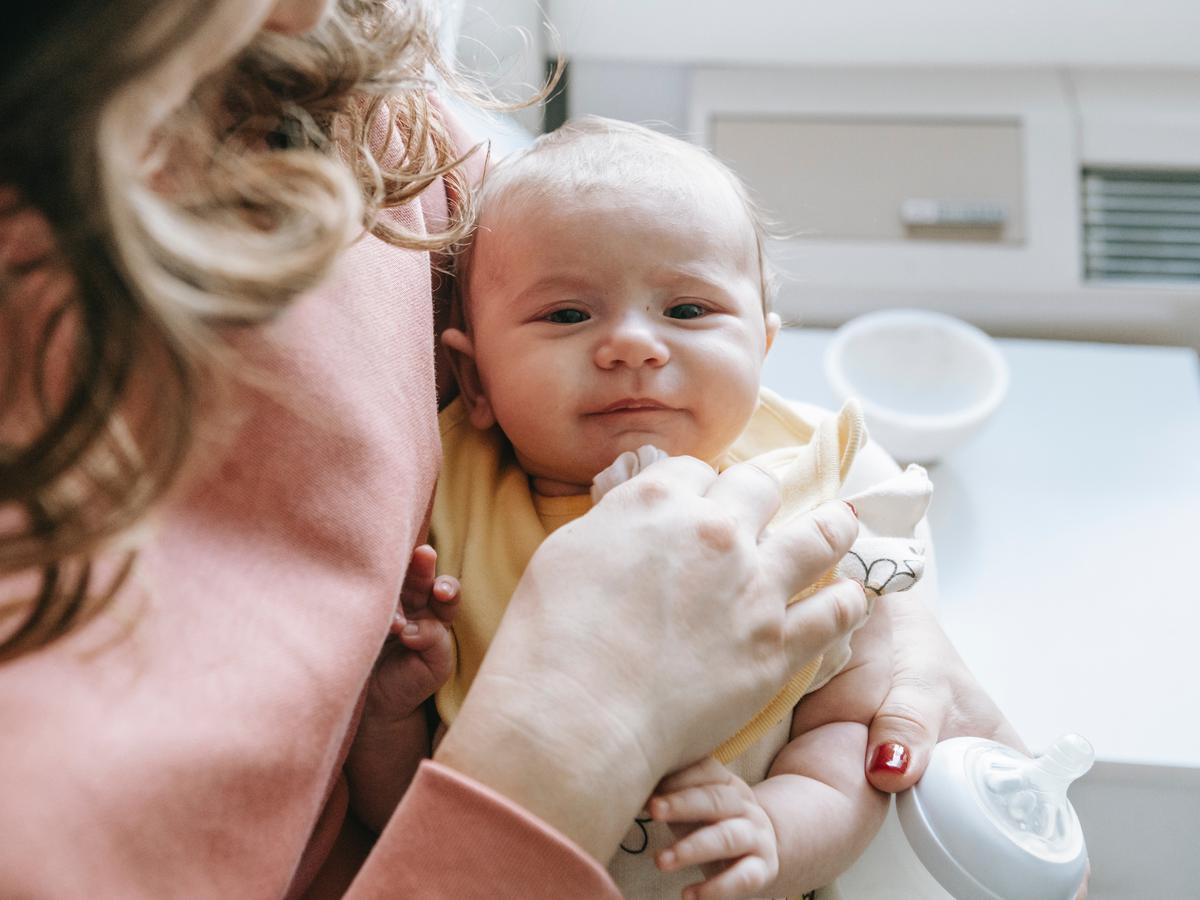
[0,0,494,660]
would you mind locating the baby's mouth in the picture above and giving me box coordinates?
[592,398,672,414]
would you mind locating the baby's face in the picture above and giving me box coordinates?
[462,167,778,491]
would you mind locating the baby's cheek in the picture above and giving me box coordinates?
[701,394,760,454]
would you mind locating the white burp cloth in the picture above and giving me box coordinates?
[839,463,933,599]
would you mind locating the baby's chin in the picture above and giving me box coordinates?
[526,441,723,493]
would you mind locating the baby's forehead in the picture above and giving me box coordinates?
[490,138,742,206]
[477,144,757,251]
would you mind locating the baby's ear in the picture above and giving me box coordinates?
[764,311,782,355]
[441,327,496,430]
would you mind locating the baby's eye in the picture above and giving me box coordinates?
[545,308,589,324]
[665,303,706,320]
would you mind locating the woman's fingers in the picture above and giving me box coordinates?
[782,578,869,673]
[761,500,859,602]
[865,598,1027,793]
[600,454,718,505]
[701,462,782,534]
[864,676,946,792]
[865,676,1022,793]
[608,457,782,539]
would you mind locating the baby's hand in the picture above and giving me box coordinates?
[366,544,460,719]
[649,757,779,900]
[348,545,460,833]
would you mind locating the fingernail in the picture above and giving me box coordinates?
[854,582,870,624]
[659,849,676,869]
[402,623,420,637]
[844,500,858,518]
[869,742,910,774]
[434,577,451,593]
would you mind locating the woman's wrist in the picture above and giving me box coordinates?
[433,672,658,863]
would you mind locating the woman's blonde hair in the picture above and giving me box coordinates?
[0,0,497,660]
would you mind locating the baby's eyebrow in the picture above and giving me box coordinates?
[510,275,594,305]
[650,267,733,293]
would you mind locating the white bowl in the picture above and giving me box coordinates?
[824,309,1009,464]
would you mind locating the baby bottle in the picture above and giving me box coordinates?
[894,733,1093,900]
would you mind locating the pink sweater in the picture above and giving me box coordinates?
[0,136,618,897]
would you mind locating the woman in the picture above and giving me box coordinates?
[0,1,1025,896]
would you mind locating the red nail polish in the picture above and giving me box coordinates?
[845,500,858,518]
[869,742,910,774]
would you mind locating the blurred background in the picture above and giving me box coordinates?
[450,0,1200,348]
[444,4,1200,898]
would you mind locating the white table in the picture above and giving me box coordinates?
[761,328,1200,898]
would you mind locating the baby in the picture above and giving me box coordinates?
[348,117,933,899]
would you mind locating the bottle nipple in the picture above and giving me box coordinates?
[897,735,1092,899]
[976,733,1093,855]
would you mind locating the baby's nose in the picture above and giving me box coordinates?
[594,318,670,369]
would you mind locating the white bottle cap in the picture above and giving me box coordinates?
[896,735,1092,900]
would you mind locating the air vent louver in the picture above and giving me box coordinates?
[1083,168,1200,283]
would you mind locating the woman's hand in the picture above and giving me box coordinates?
[436,456,864,862]
[863,593,1024,791]
[829,431,1023,790]
[865,596,1090,899]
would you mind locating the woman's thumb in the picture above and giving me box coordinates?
[865,684,943,793]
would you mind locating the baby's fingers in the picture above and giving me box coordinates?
[390,615,449,652]
[682,855,773,900]
[429,575,461,624]
[655,757,730,796]
[399,544,438,615]
[656,818,759,872]
[649,781,746,824]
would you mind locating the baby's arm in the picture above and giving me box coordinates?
[648,704,887,899]
[753,602,895,894]
[345,545,460,833]
[751,434,935,889]
[736,433,932,892]
[756,721,889,896]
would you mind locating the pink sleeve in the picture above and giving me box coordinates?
[347,762,620,899]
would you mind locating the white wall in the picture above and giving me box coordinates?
[451,3,1200,345]
[566,61,691,136]
[548,0,1200,68]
